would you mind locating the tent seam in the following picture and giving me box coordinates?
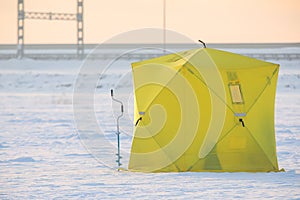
[244,127,277,170]
[187,123,239,171]
[135,121,181,172]
[246,67,279,113]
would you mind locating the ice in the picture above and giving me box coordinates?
[0,47,299,199]
[3,157,36,163]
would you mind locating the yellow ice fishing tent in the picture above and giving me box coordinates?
[129,47,280,172]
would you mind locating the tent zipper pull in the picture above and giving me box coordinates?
[239,118,245,127]
[135,117,142,126]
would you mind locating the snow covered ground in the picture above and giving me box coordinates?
[0,47,299,199]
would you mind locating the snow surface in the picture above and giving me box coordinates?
[0,47,299,199]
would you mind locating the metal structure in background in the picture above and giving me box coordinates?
[17,0,24,58]
[17,0,84,59]
[110,89,124,170]
[77,0,84,58]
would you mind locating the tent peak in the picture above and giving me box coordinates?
[198,40,207,48]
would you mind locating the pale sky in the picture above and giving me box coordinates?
[0,0,299,44]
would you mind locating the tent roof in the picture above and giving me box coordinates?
[132,48,278,70]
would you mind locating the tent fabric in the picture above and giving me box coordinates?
[128,48,280,172]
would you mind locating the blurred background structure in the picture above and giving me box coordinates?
[0,0,299,60]
[17,0,84,58]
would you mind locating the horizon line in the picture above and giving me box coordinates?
[1,42,300,50]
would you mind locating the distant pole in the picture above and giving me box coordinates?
[17,0,24,58]
[163,0,166,54]
[77,0,84,59]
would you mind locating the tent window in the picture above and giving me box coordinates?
[229,84,244,104]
